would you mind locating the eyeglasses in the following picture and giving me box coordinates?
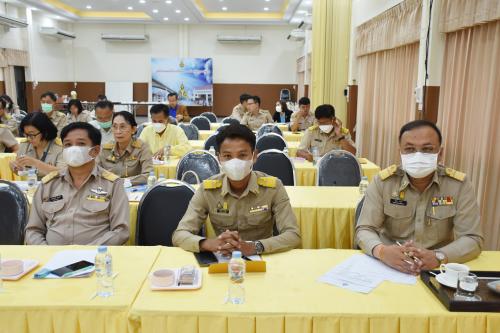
[25,132,41,139]
[112,126,131,133]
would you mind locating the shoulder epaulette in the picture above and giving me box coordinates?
[17,137,28,143]
[101,170,119,182]
[257,176,276,188]
[4,114,11,120]
[445,168,465,182]
[0,124,6,128]
[54,137,62,146]
[379,164,398,181]
[308,124,318,131]
[341,127,350,135]
[102,142,114,150]
[132,140,142,149]
[203,179,222,189]
[42,171,59,184]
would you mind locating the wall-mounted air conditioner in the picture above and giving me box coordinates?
[217,35,262,44]
[101,34,149,42]
[39,26,76,39]
[0,14,28,28]
[287,29,305,41]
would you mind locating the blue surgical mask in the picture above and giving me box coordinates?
[41,103,53,113]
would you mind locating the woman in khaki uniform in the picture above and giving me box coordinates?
[9,112,64,179]
[98,111,153,185]
[66,99,92,123]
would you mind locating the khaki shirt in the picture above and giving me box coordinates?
[0,125,18,152]
[230,104,246,122]
[67,110,93,124]
[355,165,483,263]
[172,171,301,253]
[291,111,315,131]
[25,164,130,245]
[241,110,274,131]
[19,139,65,178]
[97,139,153,185]
[298,125,354,156]
[1,114,18,136]
[48,111,68,135]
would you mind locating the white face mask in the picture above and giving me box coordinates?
[275,105,282,113]
[319,124,334,134]
[220,158,253,181]
[153,123,166,133]
[63,146,95,167]
[401,151,438,178]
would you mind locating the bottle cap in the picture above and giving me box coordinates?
[232,251,242,259]
[98,246,107,253]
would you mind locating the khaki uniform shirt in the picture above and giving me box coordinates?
[230,104,246,122]
[25,164,130,245]
[298,125,354,156]
[241,110,274,131]
[48,111,68,135]
[172,171,301,253]
[97,139,153,185]
[355,165,483,263]
[67,110,93,124]
[19,139,65,178]
[1,114,18,136]
[0,125,18,152]
[291,111,315,131]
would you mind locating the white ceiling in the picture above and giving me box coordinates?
[15,0,312,25]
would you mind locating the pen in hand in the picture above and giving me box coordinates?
[396,241,421,264]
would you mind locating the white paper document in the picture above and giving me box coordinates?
[318,254,417,293]
[34,250,97,279]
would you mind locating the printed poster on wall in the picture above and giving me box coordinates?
[151,57,213,106]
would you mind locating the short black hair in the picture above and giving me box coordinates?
[299,97,310,106]
[239,93,252,103]
[40,91,57,102]
[315,104,335,119]
[61,122,102,146]
[20,112,58,141]
[0,98,7,110]
[399,120,442,145]
[167,92,178,99]
[0,95,14,111]
[150,104,169,118]
[68,99,83,114]
[113,111,137,127]
[95,100,114,111]
[97,94,107,101]
[215,124,256,152]
[249,95,261,105]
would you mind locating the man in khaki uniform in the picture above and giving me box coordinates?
[355,120,483,274]
[290,97,315,132]
[98,139,153,185]
[173,124,301,255]
[231,93,251,122]
[0,125,18,152]
[25,122,129,245]
[40,91,67,135]
[240,96,273,131]
[297,104,356,160]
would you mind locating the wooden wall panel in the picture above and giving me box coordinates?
[0,81,4,95]
[26,82,73,112]
[75,82,105,102]
[346,85,358,141]
[133,82,149,116]
[415,86,440,123]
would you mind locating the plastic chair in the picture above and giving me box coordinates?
[179,123,200,140]
[257,124,283,138]
[254,149,296,186]
[190,116,211,130]
[176,150,220,185]
[316,150,362,186]
[200,112,217,123]
[0,180,29,244]
[256,133,287,152]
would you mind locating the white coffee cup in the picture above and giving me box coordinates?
[440,263,469,286]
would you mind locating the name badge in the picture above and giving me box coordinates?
[390,198,407,206]
[249,205,269,213]
[48,195,63,202]
[314,139,322,142]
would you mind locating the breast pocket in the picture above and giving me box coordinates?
[41,200,65,225]
[383,204,415,238]
[244,210,273,229]
[426,206,456,243]
[82,199,110,221]
[209,212,235,233]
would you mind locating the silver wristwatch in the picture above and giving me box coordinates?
[435,251,447,265]
[254,241,265,255]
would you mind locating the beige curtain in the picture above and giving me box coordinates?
[356,43,419,168]
[3,67,17,103]
[440,0,500,33]
[356,0,422,57]
[437,20,500,250]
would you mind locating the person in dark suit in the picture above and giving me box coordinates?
[273,101,293,123]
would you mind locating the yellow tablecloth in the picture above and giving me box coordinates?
[154,157,381,185]
[0,245,160,333]
[0,153,17,181]
[129,186,361,249]
[128,248,500,333]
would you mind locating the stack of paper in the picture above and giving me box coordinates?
[318,254,416,293]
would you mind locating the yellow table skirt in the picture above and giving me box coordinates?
[0,153,17,181]
[0,245,161,333]
[129,186,361,248]
[128,248,500,333]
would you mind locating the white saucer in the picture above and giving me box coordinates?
[435,273,458,289]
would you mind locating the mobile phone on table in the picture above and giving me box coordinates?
[50,260,94,277]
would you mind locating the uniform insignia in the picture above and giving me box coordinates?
[131,140,142,149]
[431,196,454,206]
[102,143,115,150]
[308,124,318,130]
[203,179,222,189]
[257,177,276,188]
[249,204,269,213]
[127,155,138,161]
[216,201,229,214]
[41,171,59,184]
[17,137,28,143]
[54,137,62,146]
[106,154,117,162]
[379,164,397,180]
[101,170,119,182]
[88,187,109,202]
[390,198,407,206]
[341,127,349,135]
[445,168,465,182]
[48,195,63,202]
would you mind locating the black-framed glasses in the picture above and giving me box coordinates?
[25,132,41,139]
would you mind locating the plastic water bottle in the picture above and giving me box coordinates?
[163,145,171,163]
[208,146,216,156]
[359,176,369,195]
[157,173,166,183]
[147,171,156,188]
[95,246,114,297]
[312,147,320,165]
[27,169,37,193]
[228,251,245,304]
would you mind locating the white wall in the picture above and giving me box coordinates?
[0,2,29,81]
